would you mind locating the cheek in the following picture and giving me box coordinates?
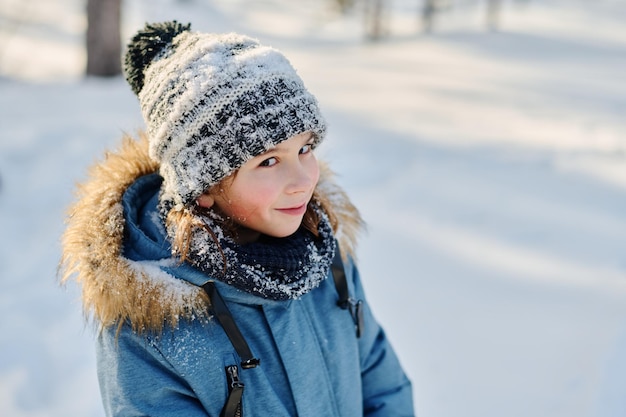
[226,184,275,218]
[311,161,320,186]
[307,157,321,189]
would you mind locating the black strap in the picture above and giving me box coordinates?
[331,247,350,308]
[202,281,260,369]
[330,246,364,338]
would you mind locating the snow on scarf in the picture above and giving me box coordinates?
[176,203,336,300]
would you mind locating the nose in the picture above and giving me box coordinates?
[285,159,318,195]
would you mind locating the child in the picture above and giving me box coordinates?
[60,21,415,417]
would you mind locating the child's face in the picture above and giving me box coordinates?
[202,132,320,243]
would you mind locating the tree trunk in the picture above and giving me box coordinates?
[86,0,122,77]
[486,0,501,31]
[337,0,356,14]
[422,0,437,33]
[364,0,385,40]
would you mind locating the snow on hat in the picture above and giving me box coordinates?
[123,21,327,211]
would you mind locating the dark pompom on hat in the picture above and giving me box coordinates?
[123,21,327,212]
[124,21,191,95]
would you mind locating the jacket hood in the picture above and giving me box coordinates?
[59,133,364,332]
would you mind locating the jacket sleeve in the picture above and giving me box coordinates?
[96,322,211,417]
[350,260,416,417]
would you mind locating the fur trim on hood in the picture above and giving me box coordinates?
[59,133,364,332]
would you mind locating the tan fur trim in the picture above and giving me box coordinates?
[59,133,364,333]
[59,133,210,332]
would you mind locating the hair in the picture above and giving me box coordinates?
[166,189,338,267]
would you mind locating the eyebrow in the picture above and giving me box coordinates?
[265,133,314,155]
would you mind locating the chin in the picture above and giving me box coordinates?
[271,226,301,238]
[275,230,298,239]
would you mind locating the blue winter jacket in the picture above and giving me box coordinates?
[62,138,414,416]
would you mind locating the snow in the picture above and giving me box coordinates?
[1,0,625,416]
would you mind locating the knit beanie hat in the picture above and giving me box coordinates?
[123,21,327,211]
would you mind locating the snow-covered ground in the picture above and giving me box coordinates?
[1,0,625,416]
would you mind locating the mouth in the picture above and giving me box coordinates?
[276,203,307,216]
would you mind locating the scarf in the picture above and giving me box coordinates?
[178,204,336,301]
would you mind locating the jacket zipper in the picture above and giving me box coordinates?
[223,365,244,417]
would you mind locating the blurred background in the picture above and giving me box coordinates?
[1,0,626,416]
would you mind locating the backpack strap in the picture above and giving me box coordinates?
[202,281,260,369]
[331,247,350,308]
[203,281,257,417]
[330,246,364,338]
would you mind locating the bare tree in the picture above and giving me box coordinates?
[421,0,438,33]
[486,0,501,31]
[333,0,356,14]
[364,0,388,40]
[86,0,122,77]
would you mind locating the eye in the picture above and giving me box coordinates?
[300,143,314,155]
[259,157,278,167]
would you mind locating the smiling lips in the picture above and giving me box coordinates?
[276,203,307,216]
